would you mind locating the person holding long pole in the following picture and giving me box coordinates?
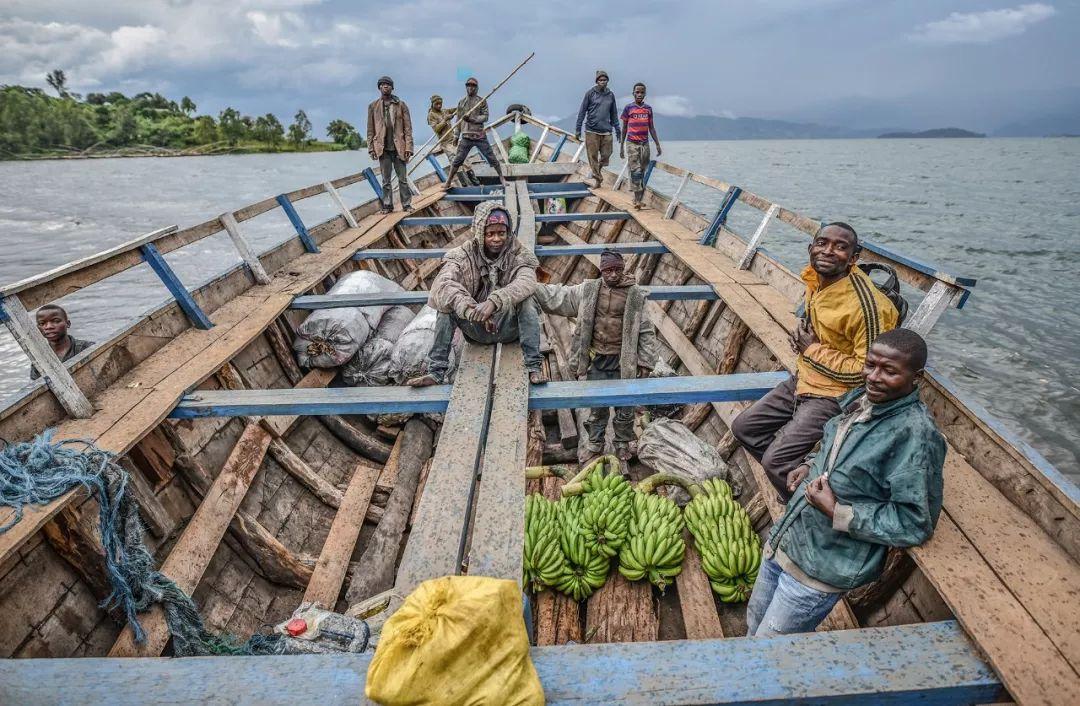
[443,77,507,189]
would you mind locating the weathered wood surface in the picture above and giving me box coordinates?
[533,476,584,647]
[345,419,435,606]
[302,458,381,609]
[585,571,659,643]
[267,437,344,508]
[393,344,495,594]
[0,189,443,565]
[0,622,1003,705]
[109,422,274,657]
[321,414,393,463]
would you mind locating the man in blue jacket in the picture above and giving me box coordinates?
[746,328,946,637]
[575,70,620,188]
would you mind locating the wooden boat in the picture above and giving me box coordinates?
[1,110,1077,704]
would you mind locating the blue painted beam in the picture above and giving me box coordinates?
[0,622,1002,705]
[352,242,669,261]
[400,212,630,228]
[139,243,213,329]
[289,284,715,310]
[444,190,589,202]
[643,159,656,186]
[701,185,742,247]
[426,155,448,182]
[275,194,319,253]
[168,372,785,418]
[549,133,568,161]
[362,166,384,199]
[859,240,977,288]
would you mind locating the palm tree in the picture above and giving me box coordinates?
[46,69,68,98]
[180,97,196,115]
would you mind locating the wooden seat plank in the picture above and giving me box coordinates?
[0,622,1002,705]
[394,343,496,594]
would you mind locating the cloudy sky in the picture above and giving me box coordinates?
[1,1,1076,133]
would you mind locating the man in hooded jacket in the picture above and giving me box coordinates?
[575,70,621,188]
[407,200,546,386]
[535,249,658,461]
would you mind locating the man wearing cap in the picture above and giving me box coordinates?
[444,78,507,189]
[428,95,478,187]
[535,249,657,461]
[407,200,546,386]
[575,70,621,189]
[367,76,414,213]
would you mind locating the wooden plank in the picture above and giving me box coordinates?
[467,180,531,581]
[0,294,93,418]
[220,213,271,285]
[108,422,273,657]
[353,241,667,260]
[167,372,785,418]
[678,535,725,639]
[302,459,381,609]
[470,162,580,178]
[394,343,495,593]
[1,622,1003,705]
[289,284,714,310]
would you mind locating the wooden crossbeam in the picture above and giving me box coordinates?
[167,372,786,418]
[2,622,1002,705]
[398,212,629,227]
[289,284,712,310]
[353,242,668,261]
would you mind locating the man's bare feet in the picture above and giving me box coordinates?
[405,373,441,387]
[528,369,548,385]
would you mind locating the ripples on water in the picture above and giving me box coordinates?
[0,139,1077,480]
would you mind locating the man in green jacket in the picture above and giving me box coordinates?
[746,328,945,636]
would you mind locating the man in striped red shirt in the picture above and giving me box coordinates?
[619,83,662,209]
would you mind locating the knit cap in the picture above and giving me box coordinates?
[485,210,510,228]
[596,69,609,81]
[378,76,394,87]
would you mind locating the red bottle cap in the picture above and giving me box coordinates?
[286,618,308,637]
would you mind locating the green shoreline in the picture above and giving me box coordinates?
[3,140,351,161]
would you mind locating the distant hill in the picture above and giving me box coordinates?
[555,114,883,140]
[878,128,985,139]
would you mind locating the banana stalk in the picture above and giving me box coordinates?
[561,455,620,497]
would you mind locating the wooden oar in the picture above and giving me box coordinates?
[407,51,535,176]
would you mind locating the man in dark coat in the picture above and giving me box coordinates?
[367,76,414,213]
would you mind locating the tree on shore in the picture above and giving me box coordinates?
[180,97,196,115]
[253,113,284,148]
[288,109,312,147]
[327,119,365,150]
[218,107,246,145]
[46,69,68,98]
[193,116,217,144]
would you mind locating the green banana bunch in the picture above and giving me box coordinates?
[685,478,761,602]
[617,489,685,591]
[553,495,610,601]
[522,494,566,593]
[579,470,634,557]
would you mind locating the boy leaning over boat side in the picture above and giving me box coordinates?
[406,200,547,387]
[731,222,899,499]
[746,329,945,637]
[534,249,658,462]
[619,83,662,209]
[367,76,415,214]
[30,304,93,380]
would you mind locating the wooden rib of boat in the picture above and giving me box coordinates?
[1,111,1078,705]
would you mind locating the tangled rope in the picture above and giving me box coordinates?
[0,431,282,656]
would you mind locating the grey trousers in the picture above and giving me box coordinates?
[426,296,543,380]
[731,376,841,497]
[379,151,411,209]
[451,136,503,176]
[585,356,635,446]
[585,132,613,182]
[625,141,650,203]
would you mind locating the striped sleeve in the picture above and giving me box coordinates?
[801,275,882,385]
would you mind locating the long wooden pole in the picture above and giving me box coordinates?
[407,52,535,176]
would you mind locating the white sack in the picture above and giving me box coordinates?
[294,271,404,368]
[388,305,460,383]
[343,306,416,386]
[637,417,742,504]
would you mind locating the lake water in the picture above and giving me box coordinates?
[0,139,1077,481]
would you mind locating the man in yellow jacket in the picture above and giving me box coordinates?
[732,222,899,499]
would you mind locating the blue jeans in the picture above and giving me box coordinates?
[745,556,841,637]
[426,296,543,380]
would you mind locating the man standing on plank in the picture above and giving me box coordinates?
[428,95,477,186]
[746,329,945,636]
[406,200,546,386]
[731,222,898,499]
[535,249,657,462]
[31,304,93,380]
[443,77,507,189]
[619,82,662,209]
[366,76,414,214]
[575,70,621,188]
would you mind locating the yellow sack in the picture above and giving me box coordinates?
[365,576,544,706]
